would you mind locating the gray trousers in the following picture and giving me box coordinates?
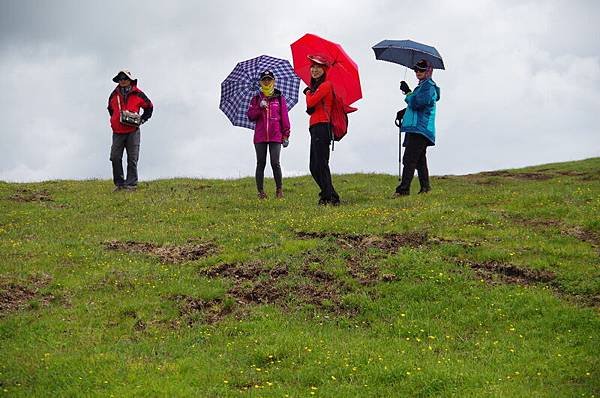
[110,129,140,187]
[254,142,282,192]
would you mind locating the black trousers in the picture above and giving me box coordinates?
[254,142,282,192]
[396,133,431,194]
[309,123,339,202]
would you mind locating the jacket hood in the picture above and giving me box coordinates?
[422,79,440,102]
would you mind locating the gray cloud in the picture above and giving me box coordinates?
[1,0,599,182]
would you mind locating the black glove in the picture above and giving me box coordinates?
[303,87,312,95]
[395,108,406,127]
[400,81,411,94]
[306,107,315,115]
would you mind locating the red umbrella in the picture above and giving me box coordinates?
[290,33,362,106]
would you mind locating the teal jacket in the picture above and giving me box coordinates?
[400,78,440,145]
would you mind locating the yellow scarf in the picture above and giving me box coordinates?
[260,81,275,97]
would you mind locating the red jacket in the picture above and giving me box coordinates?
[305,80,333,126]
[107,83,153,134]
[247,90,291,144]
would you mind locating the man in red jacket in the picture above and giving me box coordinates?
[107,69,153,191]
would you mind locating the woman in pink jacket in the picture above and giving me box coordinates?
[247,70,291,199]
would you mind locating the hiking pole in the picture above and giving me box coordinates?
[398,127,402,181]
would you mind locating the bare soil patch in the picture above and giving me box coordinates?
[463,260,556,285]
[561,226,600,248]
[170,294,235,325]
[296,231,427,253]
[104,239,218,263]
[506,215,599,250]
[9,189,53,202]
[478,171,553,181]
[0,274,54,316]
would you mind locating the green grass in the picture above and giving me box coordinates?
[1,158,599,397]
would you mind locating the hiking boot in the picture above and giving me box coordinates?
[330,198,341,206]
[258,191,267,200]
[124,185,137,191]
[418,187,431,194]
[392,191,409,198]
[318,198,329,206]
[275,188,284,199]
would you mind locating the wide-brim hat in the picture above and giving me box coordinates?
[307,54,330,67]
[112,69,137,83]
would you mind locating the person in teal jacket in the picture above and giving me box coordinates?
[394,59,441,196]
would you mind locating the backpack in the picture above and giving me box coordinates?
[329,89,357,142]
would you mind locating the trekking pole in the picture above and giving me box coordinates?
[398,127,402,181]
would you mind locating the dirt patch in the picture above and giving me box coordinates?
[182,259,359,324]
[9,189,53,202]
[561,226,600,248]
[228,280,288,305]
[506,215,599,250]
[463,260,556,285]
[0,274,54,316]
[301,266,336,284]
[343,254,379,285]
[478,171,553,181]
[510,216,562,228]
[170,294,234,325]
[296,231,427,253]
[104,239,218,263]
[201,260,287,281]
[429,236,481,248]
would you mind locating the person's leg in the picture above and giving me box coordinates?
[268,143,283,198]
[109,133,127,188]
[416,144,431,193]
[268,143,283,190]
[314,124,339,203]
[309,126,325,199]
[254,143,268,196]
[395,133,424,194]
[124,129,141,187]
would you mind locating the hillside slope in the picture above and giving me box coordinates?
[1,158,599,397]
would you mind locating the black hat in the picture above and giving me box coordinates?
[259,70,275,80]
[413,60,429,72]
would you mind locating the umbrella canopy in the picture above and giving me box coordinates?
[220,55,300,130]
[291,33,362,106]
[372,39,445,70]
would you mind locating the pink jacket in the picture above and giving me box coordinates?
[247,90,291,144]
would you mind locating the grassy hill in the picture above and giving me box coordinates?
[1,158,599,397]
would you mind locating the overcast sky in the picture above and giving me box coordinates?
[1,0,598,182]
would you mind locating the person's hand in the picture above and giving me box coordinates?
[395,108,406,127]
[303,87,312,95]
[259,99,268,108]
[282,138,289,148]
[400,81,411,94]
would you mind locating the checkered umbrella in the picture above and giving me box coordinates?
[220,55,300,130]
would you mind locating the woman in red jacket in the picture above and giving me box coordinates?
[304,55,340,205]
[247,70,291,199]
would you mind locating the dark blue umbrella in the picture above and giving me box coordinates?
[220,55,300,130]
[372,39,445,70]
